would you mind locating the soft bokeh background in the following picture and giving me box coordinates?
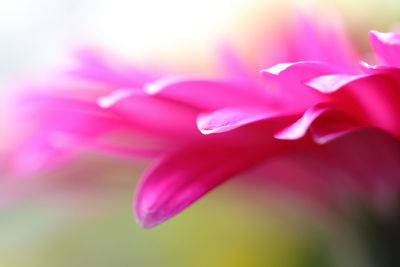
[1,0,400,266]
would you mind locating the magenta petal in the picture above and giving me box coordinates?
[321,127,400,203]
[144,77,266,110]
[369,30,400,68]
[12,107,120,174]
[197,106,285,134]
[261,61,334,109]
[274,104,360,144]
[305,74,369,94]
[134,139,277,228]
[98,88,201,139]
[285,13,360,72]
[260,127,400,209]
[307,73,400,134]
[68,48,157,88]
[261,61,334,77]
[218,43,260,88]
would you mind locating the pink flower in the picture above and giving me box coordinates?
[9,14,400,228]
[134,22,400,226]
[10,48,161,174]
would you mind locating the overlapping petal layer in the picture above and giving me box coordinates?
[8,13,400,228]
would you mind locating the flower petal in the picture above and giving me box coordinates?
[305,74,369,94]
[306,74,400,134]
[134,137,284,228]
[197,106,283,134]
[274,103,361,144]
[12,104,120,174]
[196,103,302,136]
[285,12,359,72]
[99,88,201,139]
[144,76,267,110]
[67,48,157,88]
[369,30,400,68]
[256,127,400,210]
[261,61,334,109]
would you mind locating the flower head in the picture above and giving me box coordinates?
[9,13,400,228]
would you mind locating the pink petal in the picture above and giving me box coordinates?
[369,30,400,68]
[98,88,202,139]
[306,74,400,134]
[256,127,400,211]
[262,61,333,77]
[359,61,400,84]
[67,48,157,88]
[11,93,162,174]
[144,76,267,110]
[274,104,361,144]
[305,74,369,94]
[12,106,120,174]
[134,138,283,228]
[261,61,334,109]
[286,12,360,72]
[359,61,397,73]
[218,43,259,87]
[320,127,400,207]
[197,106,294,135]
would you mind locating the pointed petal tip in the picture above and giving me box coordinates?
[196,117,236,135]
[135,213,163,229]
[134,202,169,229]
[143,76,187,95]
[369,30,399,43]
[261,62,294,77]
[261,61,333,77]
[369,30,379,36]
[196,112,236,135]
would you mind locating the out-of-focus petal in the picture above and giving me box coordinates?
[144,76,267,110]
[12,106,120,174]
[369,31,400,68]
[99,88,202,139]
[67,48,157,88]
[261,61,334,109]
[218,43,260,87]
[256,127,400,211]
[285,12,359,72]
[134,138,284,228]
[320,127,400,208]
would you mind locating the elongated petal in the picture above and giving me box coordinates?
[67,48,157,88]
[305,74,369,94]
[262,61,334,77]
[99,88,201,139]
[261,61,334,109]
[274,104,361,144]
[285,12,359,72]
[134,138,284,228]
[218,43,261,88]
[12,106,120,174]
[369,31,400,68]
[197,106,284,134]
[306,74,400,134]
[144,77,267,110]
